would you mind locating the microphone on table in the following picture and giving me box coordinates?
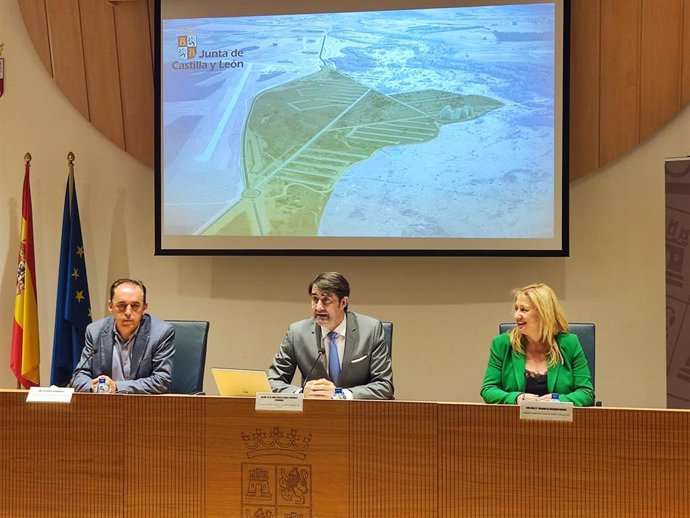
[67,347,98,389]
[302,347,325,391]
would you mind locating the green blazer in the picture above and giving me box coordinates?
[480,332,594,407]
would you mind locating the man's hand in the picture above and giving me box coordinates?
[90,375,117,393]
[304,378,336,399]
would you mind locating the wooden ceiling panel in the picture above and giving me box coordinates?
[148,0,154,71]
[569,0,600,182]
[681,0,690,106]
[44,0,89,119]
[639,0,683,141]
[599,0,642,166]
[114,0,154,168]
[79,0,125,149]
[18,0,53,76]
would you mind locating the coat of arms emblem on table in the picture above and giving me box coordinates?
[241,427,313,518]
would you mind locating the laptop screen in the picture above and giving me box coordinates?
[211,368,271,397]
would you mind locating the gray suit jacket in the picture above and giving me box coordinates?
[72,314,175,394]
[268,311,394,399]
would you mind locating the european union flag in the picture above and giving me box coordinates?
[50,165,92,386]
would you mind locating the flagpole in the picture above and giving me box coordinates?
[50,151,92,386]
[12,152,40,390]
[16,153,31,390]
[67,152,75,206]
[20,152,30,391]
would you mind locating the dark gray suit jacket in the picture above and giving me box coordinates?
[72,314,175,394]
[268,311,394,399]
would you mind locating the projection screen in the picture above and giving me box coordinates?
[155,0,569,255]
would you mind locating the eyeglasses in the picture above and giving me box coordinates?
[113,302,144,313]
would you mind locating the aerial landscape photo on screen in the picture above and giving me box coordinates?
[161,2,559,247]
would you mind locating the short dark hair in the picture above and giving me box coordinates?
[110,278,147,304]
[308,272,350,301]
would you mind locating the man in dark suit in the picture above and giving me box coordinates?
[268,272,393,400]
[71,278,174,394]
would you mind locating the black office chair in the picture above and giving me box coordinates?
[381,321,393,357]
[499,322,595,389]
[167,320,210,394]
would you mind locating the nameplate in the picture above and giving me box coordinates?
[255,392,304,412]
[26,386,74,404]
[519,400,573,422]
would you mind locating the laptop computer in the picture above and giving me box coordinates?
[211,368,271,397]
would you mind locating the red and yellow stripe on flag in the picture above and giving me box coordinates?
[10,161,40,388]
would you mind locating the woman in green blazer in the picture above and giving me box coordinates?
[480,283,594,407]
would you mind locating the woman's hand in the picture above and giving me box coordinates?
[516,393,540,403]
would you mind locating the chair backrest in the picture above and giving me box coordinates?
[167,320,210,394]
[498,322,595,388]
[381,321,393,357]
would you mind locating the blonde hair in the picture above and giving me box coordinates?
[509,283,569,366]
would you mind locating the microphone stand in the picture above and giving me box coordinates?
[302,348,325,391]
[67,348,97,389]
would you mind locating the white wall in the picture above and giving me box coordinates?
[1,0,687,407]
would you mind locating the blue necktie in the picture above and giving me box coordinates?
[328,331,340,386]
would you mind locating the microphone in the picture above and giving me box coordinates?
[302,347,325,390]
[67,347,98,389]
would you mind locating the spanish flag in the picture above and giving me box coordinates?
[11,161,40,388]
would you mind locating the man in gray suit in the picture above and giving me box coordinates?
[72,278,174,394]
[268,272,393,400]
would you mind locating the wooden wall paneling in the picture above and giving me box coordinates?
[17,0,53,76]
[438,404,690,517]
[599,0,642,167]
[79,0,125,149]
[639,0,683,141]
[4,392,690,516]
[683,0,690,105]
[0,391,124,517]
[586,408,690,515]
[569,0,601,181]
[439,404,517,516]
[113,1,155,168]
[44,0,89,119]
[437,404,464,517]
[350,401,438,517]
[124,395,206,517]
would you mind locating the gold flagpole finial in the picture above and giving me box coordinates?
[67,152,75,165]
[24,153,32,165]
